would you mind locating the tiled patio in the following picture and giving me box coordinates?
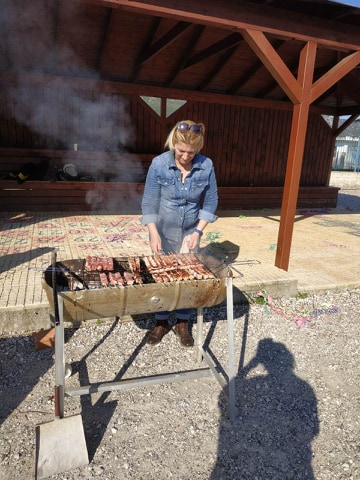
[1,180,359,333]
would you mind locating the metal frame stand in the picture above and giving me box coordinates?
[53,273,235,422]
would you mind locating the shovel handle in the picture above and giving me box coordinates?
[51,251,60,326]
[54,385,60,418]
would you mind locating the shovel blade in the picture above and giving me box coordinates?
[35,415,89,479]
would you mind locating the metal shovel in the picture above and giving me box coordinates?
[35,252,89,479]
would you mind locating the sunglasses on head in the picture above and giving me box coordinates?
[177,122,203,133]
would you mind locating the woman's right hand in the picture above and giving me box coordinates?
[150,234,162,254]
[147,223,162,254]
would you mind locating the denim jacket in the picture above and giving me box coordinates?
[141,150,218,243]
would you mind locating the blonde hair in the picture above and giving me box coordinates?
[164,120,205,152]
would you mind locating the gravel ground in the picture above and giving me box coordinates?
[0,288,359,480]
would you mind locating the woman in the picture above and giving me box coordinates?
[141,120,218,347]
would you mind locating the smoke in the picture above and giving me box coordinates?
[1,1,146,211]
[85,184,143,214]
[7,80,135,151]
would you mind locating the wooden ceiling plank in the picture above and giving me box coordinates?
[337,106,360,116]
[130,16,161,82]
[339,74,360,106]
[314,84,337,106]
[199,44,238,91]
[335,77,344,110]
[96,9,114,72]
[323,55,360,114]
[331,7,359,21]
[49,0,61,69]
[310,50,360,103]
[86,0,360,51]
[241,29,302,104]
[228,39,285,96]
[165,25,205,87]
[228,58,264,96]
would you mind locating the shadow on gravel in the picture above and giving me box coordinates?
[69,318,149,462]
[73,288,248,462]
[67,318,117,462]
[211,338,320,480]
[80,334,149,462]
[0,328,75,427]
[0,335,54,427]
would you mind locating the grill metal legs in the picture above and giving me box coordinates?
[54,295,65,419]
[53,278,236,421]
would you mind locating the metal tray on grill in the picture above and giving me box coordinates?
[42,253,229,322]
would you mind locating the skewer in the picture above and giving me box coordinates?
[41,253,222,291]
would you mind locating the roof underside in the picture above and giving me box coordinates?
[1,0,360,115]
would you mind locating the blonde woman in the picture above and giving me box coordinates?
[141,120,218,347]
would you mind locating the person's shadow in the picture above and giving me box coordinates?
[211,338,319,479]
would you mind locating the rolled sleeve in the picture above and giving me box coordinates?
[198,208,218,223]
[198,162,218,223]
[141,158,162,225]
[141,213,159,225]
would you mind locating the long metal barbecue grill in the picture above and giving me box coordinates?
[42,251,236,423]
[43,252,229,321]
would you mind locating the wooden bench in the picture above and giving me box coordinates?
[0,148,153,183]
[0,181,144,212]
[0,148,339,211]
[0,180,339,212]
[217,186,340,210]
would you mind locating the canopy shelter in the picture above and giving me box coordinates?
[1,0,360,270]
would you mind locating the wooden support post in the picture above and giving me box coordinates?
[275,42,317,271]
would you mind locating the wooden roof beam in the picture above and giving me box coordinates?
[0,70,337,115]
[257,57,335,101]
[240,29,302,104]
[255,57,299,98]
[130,16,161,81]
[237,28,359,271]
[342,74,360,105]
[199,44,238,91]
[96,9,114,72]
[333,114,359,136]
[264,39,359,270]
[228,40,285,96]
[275,41,317,271]
[138,21,191,66]
[165,24,205,87]
[183,32,243,70]
[86,0,360,51]
[310,50,360,103]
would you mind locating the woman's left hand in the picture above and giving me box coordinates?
[186,232,201,251]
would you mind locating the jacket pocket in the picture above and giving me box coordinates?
[157,176,175,187]
[193,177,209,190]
